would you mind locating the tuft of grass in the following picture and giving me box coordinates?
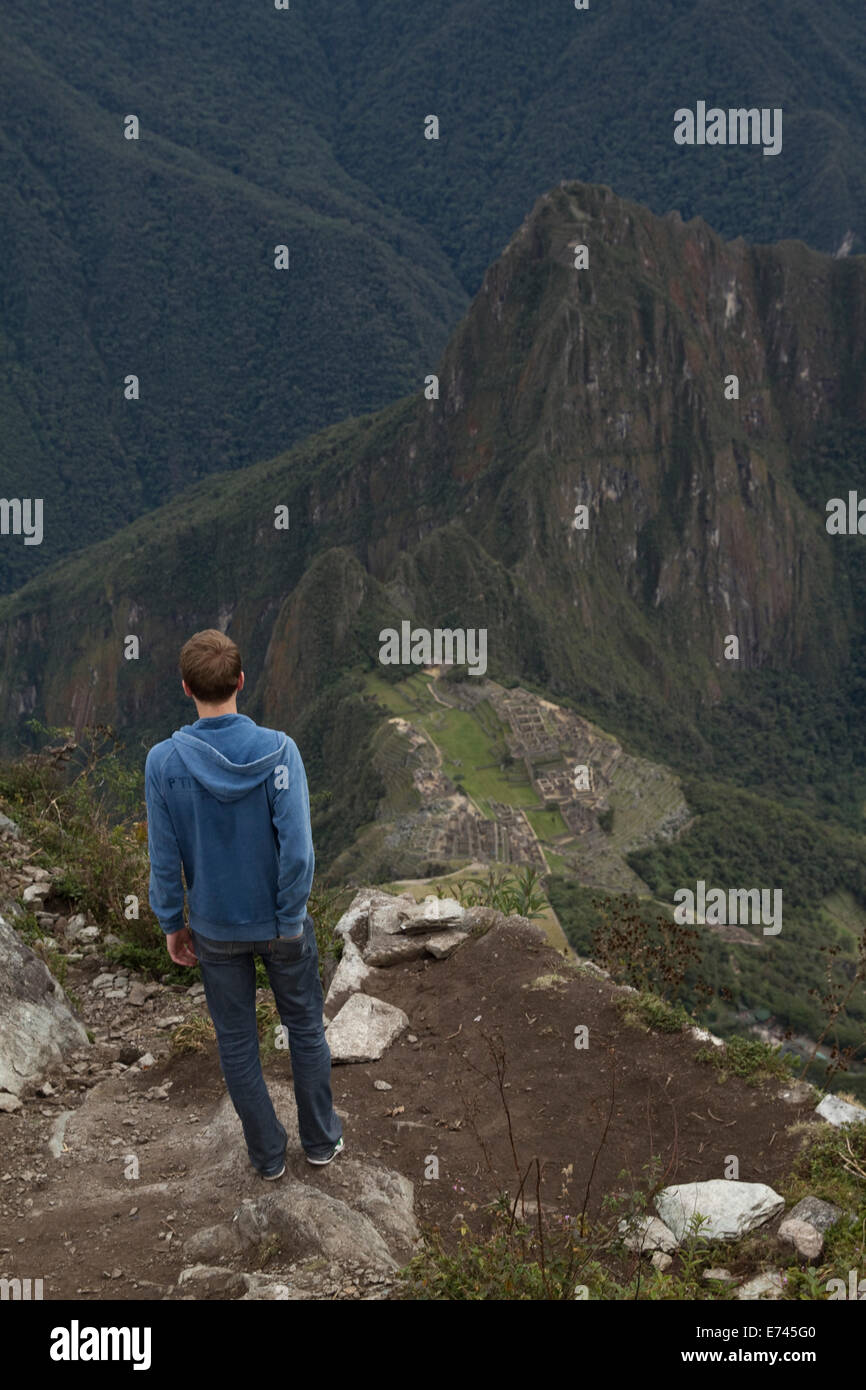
[170,1014,215,1055]
[694,1035,799,1087]
[616,990,694,1034]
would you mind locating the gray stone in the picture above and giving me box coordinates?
[651,1251,673,1272]
[736,1270,785,1300]
[373,1080,392,1091]
[76,926,100,944]
[321,1159,418,1258]
[368,903,407,937]
[183,1222,244,1262]
[619,1214,679,1254]
[177,1265,247,1297]
[240,1273,291,1300]
[0,914,89,1097]
[0,812,21,838]
[0,1092,23,1113]
[234,1184,398,1271]
[363,930,429,968]
[786,1196,842,1233]
[655,1180,785,1242]
[703,1268,735,1282]
[326,994,409,1063]
[22,883,50,904]
[65,914,88,941]
[425,929,470,960]
[324,935,371,1009]
[400,897,465,933]
[128,983,158,1006]
[815,1094,866,1128]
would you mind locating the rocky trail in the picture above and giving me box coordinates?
[1,814,865,1301]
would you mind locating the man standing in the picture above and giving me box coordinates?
[144,628,343,1177]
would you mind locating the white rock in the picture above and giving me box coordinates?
[240,1275,291,1300]
[326,994,409,1063]
[736,1270,785,1300]
[22,883,50,904]
[0,914,89,1097]
[619,1214,679,1254]
[77,926,100,943]
[815,1094,866,1128]
[655,1180,784,1242]
[400,897,465,933]
[325,935,371,1006]
[65,914,88,940]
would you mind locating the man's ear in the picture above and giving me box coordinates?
[182,679,190,698]
[237,671,245,694]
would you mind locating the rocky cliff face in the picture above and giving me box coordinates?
[0,180,863,768]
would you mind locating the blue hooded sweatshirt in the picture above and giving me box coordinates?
[144,713,315,941]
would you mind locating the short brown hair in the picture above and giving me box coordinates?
[180,629,242,703]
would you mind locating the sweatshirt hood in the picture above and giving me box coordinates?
[170,714,286,803]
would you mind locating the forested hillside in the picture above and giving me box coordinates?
[3,0,865,588]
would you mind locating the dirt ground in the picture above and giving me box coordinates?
[0,913,820,1300]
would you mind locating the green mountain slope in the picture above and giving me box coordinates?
[4,0,866,588]
[1,178,865,820]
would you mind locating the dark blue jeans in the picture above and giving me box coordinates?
[191,912,342,1172]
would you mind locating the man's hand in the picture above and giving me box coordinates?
[166,925,197,967]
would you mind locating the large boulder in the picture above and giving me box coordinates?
[0,912,89,1099]
[233,1179,405,1270]
[330,889,469,976]
[655,1180,785,1242]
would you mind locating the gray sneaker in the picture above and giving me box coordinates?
[306,1137,344,1166]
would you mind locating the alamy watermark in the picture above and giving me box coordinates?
[0,498,42,545]
[674,103,783,157]
[673,880,782,935]
[1,1276,43,1299]
[378,622,487,676]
